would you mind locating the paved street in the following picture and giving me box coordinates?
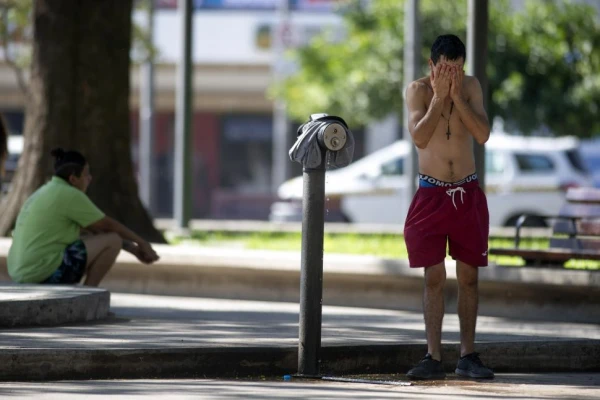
[0,374,598,399]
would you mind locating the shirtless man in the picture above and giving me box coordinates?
[404,34,494,380]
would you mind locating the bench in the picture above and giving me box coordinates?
[489,187,600,267]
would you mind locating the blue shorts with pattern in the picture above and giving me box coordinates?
[42,240,88,284]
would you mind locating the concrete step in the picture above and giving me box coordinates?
[0,283,110,327]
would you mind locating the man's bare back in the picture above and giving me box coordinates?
[406,58,490,182]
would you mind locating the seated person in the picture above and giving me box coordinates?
[8,148,159,286]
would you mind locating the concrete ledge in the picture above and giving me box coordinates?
[0,284,110,327]
[0,340,597,381]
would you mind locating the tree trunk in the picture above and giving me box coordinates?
[0,0,165,243]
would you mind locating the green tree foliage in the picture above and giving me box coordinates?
[0,0,32,93]
[0,0,156,94]
[490,0,600,136]
[277,0,600,137]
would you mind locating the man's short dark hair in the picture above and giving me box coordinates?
[430,34,466,65]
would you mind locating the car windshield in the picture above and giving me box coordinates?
[566,149,589,173]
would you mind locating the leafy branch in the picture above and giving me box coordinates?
[0,2,30,95]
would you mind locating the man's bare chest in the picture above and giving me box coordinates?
[426,97,469,140]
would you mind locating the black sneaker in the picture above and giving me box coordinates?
[406,354,446,380]
[455,352,494,379]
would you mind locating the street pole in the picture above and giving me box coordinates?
[294,117,350,377]
[297,158,325,377]
[139,0,155,210]
[174,0,193,230]
[403,0,420,198]
[271,0,292,193]
[468,0,488,191]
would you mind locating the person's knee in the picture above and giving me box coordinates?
[457,267,478,288]
[104,232,122,253]
[425,264,446,289]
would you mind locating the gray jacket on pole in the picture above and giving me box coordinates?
[289,115,355,169]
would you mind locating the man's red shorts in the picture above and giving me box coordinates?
[404,180,489,268]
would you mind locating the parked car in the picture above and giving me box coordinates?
[271,134,593,227]
[579,138,600,188]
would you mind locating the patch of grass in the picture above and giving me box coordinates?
[170,231,406,257]
[167,230,599,270]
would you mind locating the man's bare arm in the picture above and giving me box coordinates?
[87,216,146,246]
[406,82,444,149]
[86,216,159,263]
[452,77,490,144]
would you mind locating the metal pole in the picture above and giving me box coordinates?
[403,0,420,198]
[468,0,488,191]
[271,0,291,193]
[139,0,155,210]
[295,119,348,378]
[298,161,326,376]
[174,0,193,230]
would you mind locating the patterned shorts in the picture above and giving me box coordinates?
[42,240,88,284]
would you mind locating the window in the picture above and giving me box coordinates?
[485,151,505,175]
[380,157,404,176]
[220,115,273,191]
[515,154,555,172]
[565,149,589,173]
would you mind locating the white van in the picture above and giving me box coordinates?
[271,134,592,227]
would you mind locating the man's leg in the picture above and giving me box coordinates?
[81,233,122,287]
[456,260,478,356]
[454,259,494,378]
[407,261,447,380]
[424,261,446,361]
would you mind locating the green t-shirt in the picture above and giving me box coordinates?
[8,177,105,283]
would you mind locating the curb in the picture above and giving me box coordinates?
[0,340,598,381]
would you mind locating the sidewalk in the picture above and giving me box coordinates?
[0,292,598,381]
[1,238,599,324]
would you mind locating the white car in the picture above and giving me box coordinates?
[271,134,592,227]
